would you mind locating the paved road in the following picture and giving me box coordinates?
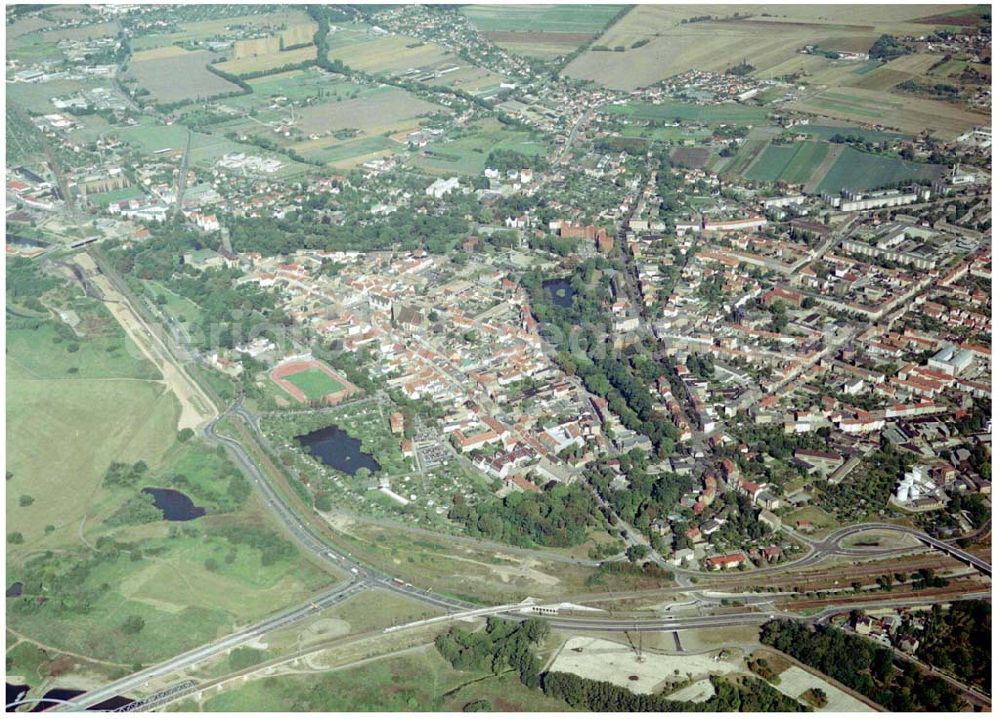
[55,581,366,712]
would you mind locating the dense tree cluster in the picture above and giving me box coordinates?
[869,34,910,60]
[434,617,549,687]
[448,484,598,547]
[541,672,807,712]
[760,620,965,711]
[916,600,990,693]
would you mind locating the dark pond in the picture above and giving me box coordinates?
[4,684,133,712]
[29,688,84,712]
[142,487,205,521]
[296,425,381,476]
[7,683,29,710]
[6,234,45,249]
[543,277,576,308]
[5,582,23,598]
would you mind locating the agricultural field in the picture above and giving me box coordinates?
[231,22,316,59]
[605,99,771,126]
[788,124,911,143]
[743,140,831,185]
[126,48,242,105]
[327,32,456,75]
[787,86,988,140]
[129,8,313,51]
[563,4,979,90]
[209,86,446,168]
[462,4,624,59]
[216,46,317,76]
[814,145,946,194]
[297,87,441,136]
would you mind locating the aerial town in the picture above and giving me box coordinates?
[5,3,992,714]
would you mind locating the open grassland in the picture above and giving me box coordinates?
[605,99,771,126]
[788,87,986,139]
[5,366,177,549]
[309,136,400,168]
[563,4,978,90]
[7,513,328,667]
[129,8,313,51]
[199,643,575,712]
[6,276,332,675]
[744,140,831,184]
[216,45,317,76]
[127,49,242,104]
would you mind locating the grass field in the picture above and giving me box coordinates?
[201,643,575,712]
[605,100,770,126]
[744,141,831,184]
[411,121,547,176]
[814,145,946,194]
[285,368,346,400]
[788,124,910,142]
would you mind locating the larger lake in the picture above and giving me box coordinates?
[296,425,381,476]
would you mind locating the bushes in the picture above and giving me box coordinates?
[434,617,548,688]
[447,484,598,548]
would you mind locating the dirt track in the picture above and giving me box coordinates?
[82,255,215,431]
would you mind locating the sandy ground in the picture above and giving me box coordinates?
[87,264,215,431]
[548,636,742,694]
[773,665,874,712]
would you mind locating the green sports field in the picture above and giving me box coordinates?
[286,368,346,399]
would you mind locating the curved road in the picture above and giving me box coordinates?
[60,407,992,710]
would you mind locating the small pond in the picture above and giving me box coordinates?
[142,487,205,521]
